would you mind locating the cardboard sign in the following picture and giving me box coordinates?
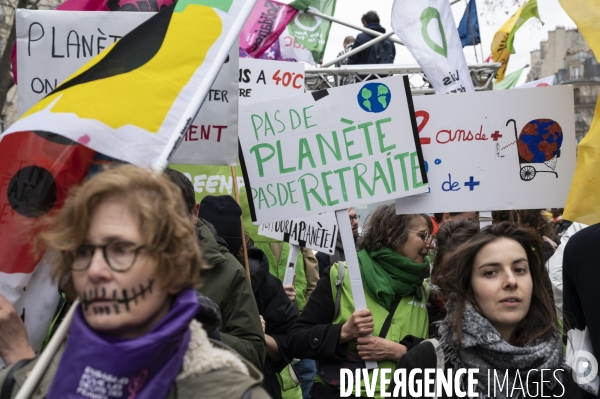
[239,75,428,224]
[259,212,338,253]
[395,86,576,214]
[239,57,305,104]
[15,10,239,166]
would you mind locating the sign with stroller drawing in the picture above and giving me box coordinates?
[395,85,576,214]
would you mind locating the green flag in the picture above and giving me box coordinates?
[493,67,525,90]
[286,0,337,65]
[506,0,543,54]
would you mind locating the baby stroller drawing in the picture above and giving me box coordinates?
[506,119,564,181]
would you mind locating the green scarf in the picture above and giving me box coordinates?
[357,247,430,310]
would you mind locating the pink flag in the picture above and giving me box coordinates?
[239,0,298,58]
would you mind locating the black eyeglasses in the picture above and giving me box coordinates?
[349,215,360,221]
[409,230,434,245]
[65,241,146,272]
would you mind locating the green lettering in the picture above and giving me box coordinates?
[249,143,275,177]
[250,114,263,141]
[376,117,395,153]
[394,152,410,191]
[264,113,275,137]
[321,171,339,206]
[298,138,317,170]
[303,105,316,129]
[343,126,362,161]
[410,152,426,189]
[357,121,374,156]
[386,156,396,192]
[333,166,351,202]
[290,109,301,130]
[274,110,285,133]
[266,183,277,207]
[276,183,289,205]
[353,163,373,199]
[372,160,391,194]
[256,187,270,209]
[276,140,296,174]
[316,132,342,165]
[298,173,325,211]
[287,181,298,204]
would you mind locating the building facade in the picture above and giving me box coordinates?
[528,27,600,141]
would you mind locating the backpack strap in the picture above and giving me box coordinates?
[0,358,35,399]
[333,262,345,319]
[377,295,403,339]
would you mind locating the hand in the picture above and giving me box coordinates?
[340,309,374,343]
[0,294,35,366]
[283,284,296,302]
[259,315,266,334]
[356,336,407,362]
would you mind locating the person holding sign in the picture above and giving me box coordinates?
[0,166,269,398]
[398,223,577,398]
[287,204,432,398]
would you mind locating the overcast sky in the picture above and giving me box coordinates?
[298,0,576,86]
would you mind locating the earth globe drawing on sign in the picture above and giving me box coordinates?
[511,118,564,181]
[358,83,391,113]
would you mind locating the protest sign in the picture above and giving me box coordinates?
[259,211,338,253]
[239,75,428,225]
[395,86,576,214]
[239,57,305,104]
[391,0,474,94]
[170,59,305,241]
[15,10,239,166]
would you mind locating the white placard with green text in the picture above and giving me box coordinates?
[239,75,428,224]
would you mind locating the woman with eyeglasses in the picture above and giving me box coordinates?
[287,204,432,398]
[0,165,269,399]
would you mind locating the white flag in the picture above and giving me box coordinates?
[516,75,555,89]
[392,0,474,94]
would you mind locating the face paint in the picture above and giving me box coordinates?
[72,200,173,339]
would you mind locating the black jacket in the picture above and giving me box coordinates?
[563,223,600,399]
[396,341,579,398]
[247,246,298,399]
[347,22,394,65]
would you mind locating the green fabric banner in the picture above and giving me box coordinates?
[506,0,543,54]
[493,66,524,90]
[286,0,336,64]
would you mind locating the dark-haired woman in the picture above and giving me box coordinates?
[287,204,432,398]
[396,222,577,398]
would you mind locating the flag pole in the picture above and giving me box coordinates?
[231,166,251,283]
[14,299,80,399]
[465,0,479,63]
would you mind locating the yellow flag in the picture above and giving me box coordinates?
[560,0,600,223]
[490,2,526,82]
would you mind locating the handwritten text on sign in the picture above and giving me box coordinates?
[259,212,338,252]
[239,75,427,224]
[239,57,304,104]
[395,86,576,214]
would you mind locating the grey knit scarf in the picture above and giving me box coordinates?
[437,304,564,399]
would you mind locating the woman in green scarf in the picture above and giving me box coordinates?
[287,205,432,399]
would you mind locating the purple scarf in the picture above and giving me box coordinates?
[47,288,199,399]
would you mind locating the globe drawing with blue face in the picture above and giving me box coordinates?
[357,83,391,113]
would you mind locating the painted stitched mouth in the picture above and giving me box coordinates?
[81,279,155,314]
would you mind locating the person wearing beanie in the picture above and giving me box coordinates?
[198,195,243,254]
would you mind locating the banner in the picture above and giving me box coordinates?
[493,66,525,90]
[239,0,298,59]
[16,10,242,166]
[239,76,428,224]
[259,212,338,252]
[560,0,600,224]
[1,0,255,365]
[516,75,555,88]
[395,86,576,214]
[277,0,336,65]
[391,0,474,94]
[5,0,255,168]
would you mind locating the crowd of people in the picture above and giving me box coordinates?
[0,9,595,399]
[0,163,593,399]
